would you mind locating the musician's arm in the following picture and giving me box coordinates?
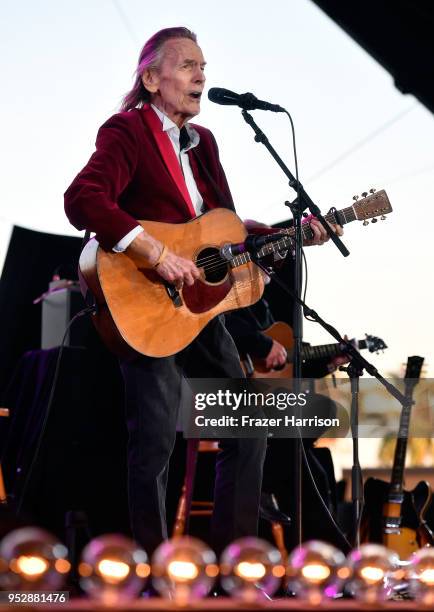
[225,310,273,358]
[126,230,200,287]
[64,113,199,286]
[64,113,142,250]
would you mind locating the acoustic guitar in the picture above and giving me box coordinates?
[79,189,392,358]
[241,321,387,378]
[361,356,434,559]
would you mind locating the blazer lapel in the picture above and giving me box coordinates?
[139,105,196,218]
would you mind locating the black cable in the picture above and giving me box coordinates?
[284,110,299,185]
[111,0,139,46]
[16,305,97,515]
[306,104,416,183]
[299,438,352,552]
[281,109,352,547]
[284,112,310,317]
[302,248,308,307]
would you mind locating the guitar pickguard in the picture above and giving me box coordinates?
[183,277,232,314]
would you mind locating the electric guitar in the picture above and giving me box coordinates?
[79,189,392,358]
[241,321,387,378]
[361,356,434,558]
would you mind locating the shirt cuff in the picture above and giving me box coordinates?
[112,226,144,252]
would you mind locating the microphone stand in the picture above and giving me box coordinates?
[241,109,348,546]
[339,361,364,548]
[249,254,411,548]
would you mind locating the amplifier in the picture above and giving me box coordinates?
[41,285,90,349]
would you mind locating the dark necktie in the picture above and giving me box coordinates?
[179,126,190,151]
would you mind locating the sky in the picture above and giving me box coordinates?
[1,0,433,380]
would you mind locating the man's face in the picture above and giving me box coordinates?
[143,38,206,128]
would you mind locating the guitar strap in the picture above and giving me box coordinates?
[81,229,91,251]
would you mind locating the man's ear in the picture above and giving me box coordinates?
[141,68,159,94]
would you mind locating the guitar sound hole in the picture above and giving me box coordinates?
[196,247,228,284]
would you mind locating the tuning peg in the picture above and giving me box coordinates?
[371,218,377,223]
[362,191,368,197]
[363,220,369,226]
[369,188,376,194]
[380,215,386,220]
[353,195,359,201]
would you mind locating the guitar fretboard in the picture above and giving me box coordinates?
[389,357,424,496]
[229,206,357,268]
[302,339,366,361]
[286,207,357,242]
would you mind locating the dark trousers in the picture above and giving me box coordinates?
[120,316,267,555]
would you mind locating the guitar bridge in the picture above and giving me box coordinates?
[164,282,183,308]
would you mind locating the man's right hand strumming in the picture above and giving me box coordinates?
[127,230,200,290]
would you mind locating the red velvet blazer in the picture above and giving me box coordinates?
[64,105,235,250]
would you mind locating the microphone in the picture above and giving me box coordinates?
[220,233,289,260]
[208,87,285,113]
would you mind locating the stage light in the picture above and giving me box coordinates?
[287,540,345,603]
[78,534,149,604]
[408,548,434,604]
[151,536,217,603]
[346,544,398,603]
[220,537,284,601]
[0,527,70,591]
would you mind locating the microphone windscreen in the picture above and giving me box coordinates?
[208,87,240,105]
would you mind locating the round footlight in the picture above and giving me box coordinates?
[409,547,434,604]
[220,537,284,601]
[346,544,398,603]
[0,527,70,591]
[287,540,346,603]
[151,536,218,603]
[78,534,149,604]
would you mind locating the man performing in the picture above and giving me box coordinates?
[64,26,333,555]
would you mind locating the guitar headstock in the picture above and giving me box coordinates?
[365,334,387,353]
[352,188,392,225]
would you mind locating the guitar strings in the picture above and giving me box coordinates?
[195,236,292,267]
[193,236,288,266]
[195,241,291,273]
[193,219,344,268]
[192,209,368,271]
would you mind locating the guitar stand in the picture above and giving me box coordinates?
[339,362,365,548]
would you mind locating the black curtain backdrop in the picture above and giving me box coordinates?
[0,226,187,544]
[0,226,82,398]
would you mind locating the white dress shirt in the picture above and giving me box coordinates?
[113,104,203,252]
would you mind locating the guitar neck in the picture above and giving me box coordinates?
[229,206,358,268]
[389,357,424,497]
[389,389,413,496]
[285,206,357,242]
[302,342,345,361]
[230,235,293,267]
[302,338,370,362]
